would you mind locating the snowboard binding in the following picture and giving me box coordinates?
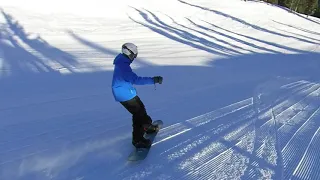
[143,123,160,134]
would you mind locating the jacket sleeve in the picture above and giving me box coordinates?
[122,64,154,85]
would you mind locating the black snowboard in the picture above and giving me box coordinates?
[128,120,163,161]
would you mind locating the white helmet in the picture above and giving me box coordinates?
[122,43,138,60]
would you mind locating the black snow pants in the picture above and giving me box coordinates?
[120,96,152,141]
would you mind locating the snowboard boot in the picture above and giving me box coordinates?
[132,137,151,148]
[143,124,159,134]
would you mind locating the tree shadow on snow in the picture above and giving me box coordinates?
[128,5,318,60]
[0,10,118,111]
[0,10,79,76]
[177,0,320,46]
[272,20,320,37]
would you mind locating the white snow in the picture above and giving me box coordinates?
[0,0,320,179]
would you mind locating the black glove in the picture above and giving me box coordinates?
[153,76,163,84]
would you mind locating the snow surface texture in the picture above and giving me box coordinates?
[0,0,320,179]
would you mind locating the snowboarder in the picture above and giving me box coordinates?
[112,42,163,148]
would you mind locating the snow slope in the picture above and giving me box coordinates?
[0,0,320,179]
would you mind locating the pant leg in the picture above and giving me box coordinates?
[120,96,152,141]
[135,96,152,125]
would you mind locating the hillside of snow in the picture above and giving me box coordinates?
[0,0,320,179]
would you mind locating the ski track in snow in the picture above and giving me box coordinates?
[243,81,320,180]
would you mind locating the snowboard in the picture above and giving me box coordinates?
[128,120,163,161]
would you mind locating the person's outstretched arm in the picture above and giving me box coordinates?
[122,64,154,85]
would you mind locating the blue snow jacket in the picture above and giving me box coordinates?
[112,53,154,102]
